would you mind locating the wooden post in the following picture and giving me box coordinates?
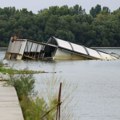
[56,82,62,120]
[40,82,62,120]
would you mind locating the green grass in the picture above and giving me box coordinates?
[0,62,58,120]
[6,75,57,120]
[0,67,46,74]
[7,75,35,100]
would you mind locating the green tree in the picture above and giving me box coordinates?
[90,4,101,17]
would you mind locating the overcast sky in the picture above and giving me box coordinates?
[0,0,120,13]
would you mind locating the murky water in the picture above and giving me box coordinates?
[0,48,120,120]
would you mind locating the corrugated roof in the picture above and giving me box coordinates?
[51,37,117,60]
[52,37,88,55]
[54,37,72,50]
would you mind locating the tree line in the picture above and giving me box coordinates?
[0,4,120,47]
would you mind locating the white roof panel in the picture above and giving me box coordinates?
[55,38,72,50]
[71,43,87,55]
[86,47,101,58]
[53,37,116,60]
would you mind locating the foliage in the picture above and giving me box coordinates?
[0,4,120,47]
[7,75,35,100]
[90,4,101,17]
[0,67,46,74]
[21,96,57,120]
[7,75,57,120]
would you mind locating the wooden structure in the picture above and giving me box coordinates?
[0,82,24,120]
[5,37,117,60]
[5,38,44,60]
[56,82,62,120]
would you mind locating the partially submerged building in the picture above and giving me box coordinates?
[5,37,44,60]
[5,37,117,60]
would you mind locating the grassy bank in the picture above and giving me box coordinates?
[0,67,46,74]
[0,62,57,120]
[7,75,57,120]
[0,61,46,74]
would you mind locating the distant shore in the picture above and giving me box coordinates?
[91,47,120,49]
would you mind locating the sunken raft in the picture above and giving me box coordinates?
[5,37,117,60]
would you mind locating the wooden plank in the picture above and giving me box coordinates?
[0,83,24,120]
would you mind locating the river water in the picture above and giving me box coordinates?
[0,48,120,120]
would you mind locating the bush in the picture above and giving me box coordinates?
[21,96,57,120]
[7,74,56,120]
[7,74,35,100]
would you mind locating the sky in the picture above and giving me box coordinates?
[0,0,120,13]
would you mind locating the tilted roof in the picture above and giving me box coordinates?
[48,37,116,60]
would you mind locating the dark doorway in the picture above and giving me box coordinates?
[44,45,57,58]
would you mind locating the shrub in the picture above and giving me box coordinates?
[7,74,56,120]
[7,74,35,100]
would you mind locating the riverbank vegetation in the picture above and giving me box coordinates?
[0,62,57,119]
[0,67,46,74]
[0,4,120,47]
[6,75,57,120]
